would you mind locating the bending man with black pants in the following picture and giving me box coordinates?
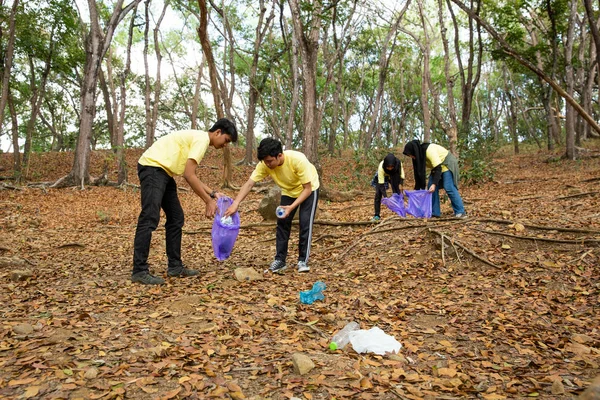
[225,138,319,274]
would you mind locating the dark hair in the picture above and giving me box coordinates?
[257,138,283,160]
[209,118,238,143]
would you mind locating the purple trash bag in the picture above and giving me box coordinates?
[381,193,406,217]
[405,190,432,218]
[211,196,240,261]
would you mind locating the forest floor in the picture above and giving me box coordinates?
[0,143,600,400]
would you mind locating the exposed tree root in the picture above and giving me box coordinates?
[477,218,600,234]
[474,228,600,246]
[429,228,502,269]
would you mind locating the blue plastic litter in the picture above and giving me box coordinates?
[300,281,326,304]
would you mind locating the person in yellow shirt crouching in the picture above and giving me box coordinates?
[225,138,319,274]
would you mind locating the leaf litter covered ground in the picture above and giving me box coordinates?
[1,146,599,400]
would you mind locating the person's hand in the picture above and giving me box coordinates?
[428,184,436,193]
[224,203,239,217]
[205,200,218,218]
[278,205,292,218]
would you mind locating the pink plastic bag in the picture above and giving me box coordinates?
[211,196,240,260]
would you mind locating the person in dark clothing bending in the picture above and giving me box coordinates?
[371,153,405,221]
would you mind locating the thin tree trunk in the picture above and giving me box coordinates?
[289,0,322,164]
[449,0,600,138]
[564,0,577,159]
[438,0,459,155]
[191,58,205,129]
[0,0,19,131]
[8,90,20,178]
[417,0,431,142]
[57,0,141,188]
[447,0,481,145]
[116,6,138,184]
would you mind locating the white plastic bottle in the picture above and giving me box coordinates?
[329,321,360,350]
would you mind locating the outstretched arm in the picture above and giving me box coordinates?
[224,178,256,217]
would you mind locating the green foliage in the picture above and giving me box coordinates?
[347,148,390,189]
[460,158,496,186]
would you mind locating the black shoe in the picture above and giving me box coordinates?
[131,272,165,285]
[167,266,200,277]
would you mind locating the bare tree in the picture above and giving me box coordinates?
[241,0,275,165]
[288,0,323,164]
[0,0,19,158]
[449,0,600,144]
[447,0,482,144]
[435,0,459,155]
[364,1,411,149]
[54,0,142,188]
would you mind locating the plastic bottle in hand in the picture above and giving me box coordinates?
[299,281,326,304]
[276,206,285,218]
[329,321,360,350]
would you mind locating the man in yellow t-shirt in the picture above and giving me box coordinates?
[225,138,319,274]
[132,118,238,285]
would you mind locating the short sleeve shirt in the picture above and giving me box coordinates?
[138,130,209,176]
[425,143,449,173]
[377,160,405,184]
[250,150,320,197]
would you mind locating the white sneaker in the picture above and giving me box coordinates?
[297,261,310,273]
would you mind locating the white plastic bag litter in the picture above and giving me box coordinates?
[348,327,402,355]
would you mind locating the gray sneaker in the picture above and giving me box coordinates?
[454,213,468,219]
[131,272,165,285]
[297,261,310,273]
[167,266,200,277]
[268,260,287,274]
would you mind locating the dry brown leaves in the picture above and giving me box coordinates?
[0,147,599,399]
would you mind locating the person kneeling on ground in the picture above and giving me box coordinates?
[371,153,405,222]
[402,140,466,218]
[131,118,238,285]
[224,138,319,274]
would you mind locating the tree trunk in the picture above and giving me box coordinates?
[191,59,205,129]
[289,0,322,165]
[286,16,300,149]
[563,0,577,160]
[450,0,600,138]
[583,0,600,71]
[115,6,138,185]
[23,36,54,175]
[8,90,20,178]
[0,0,19,132]
[56,0,141,188]
[98,66,116,147]
[437,0,459,156]
[243,0,274,165]
[364,2,409,149]
[447,0,481,145]
[417,0,431,143]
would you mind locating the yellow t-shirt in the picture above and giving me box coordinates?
[138,130,210,176]
[250,150,320,197]
[425,143,449,173]
[377,160,405,184]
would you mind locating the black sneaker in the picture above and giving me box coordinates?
[131,272,165,285]
[268,259,287,274]
[167,266,200,277]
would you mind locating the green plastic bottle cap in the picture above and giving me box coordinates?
[329,342,338,351]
